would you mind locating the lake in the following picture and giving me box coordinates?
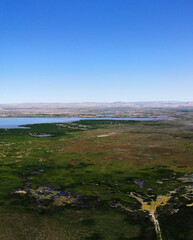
[0,117,168,129]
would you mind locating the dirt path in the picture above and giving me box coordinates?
[130,192,171,240]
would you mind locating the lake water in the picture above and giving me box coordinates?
[0,117,168,129]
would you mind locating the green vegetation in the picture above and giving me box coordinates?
[0,119,192,239]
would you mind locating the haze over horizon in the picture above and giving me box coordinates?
[1,0,193,103]
[1,101,193,107]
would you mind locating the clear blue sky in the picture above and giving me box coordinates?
[1,0,193,103]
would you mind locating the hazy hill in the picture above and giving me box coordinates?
[0,101,193,109]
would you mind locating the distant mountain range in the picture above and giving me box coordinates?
[0,101,193,109]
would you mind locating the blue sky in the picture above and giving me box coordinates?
[1,0,193,103]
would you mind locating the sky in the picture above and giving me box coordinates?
[0,0,193,103]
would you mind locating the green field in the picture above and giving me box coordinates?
[0,119,193,240]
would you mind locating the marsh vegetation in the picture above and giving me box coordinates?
[0,116,193,239]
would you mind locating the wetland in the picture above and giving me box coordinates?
[0,111,192,240]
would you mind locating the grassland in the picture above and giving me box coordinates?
[0,117,193,240]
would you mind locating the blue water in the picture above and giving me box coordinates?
[0,117,167,129]
[35,134,54,137]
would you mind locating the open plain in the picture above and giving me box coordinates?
[0,106,193,240]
